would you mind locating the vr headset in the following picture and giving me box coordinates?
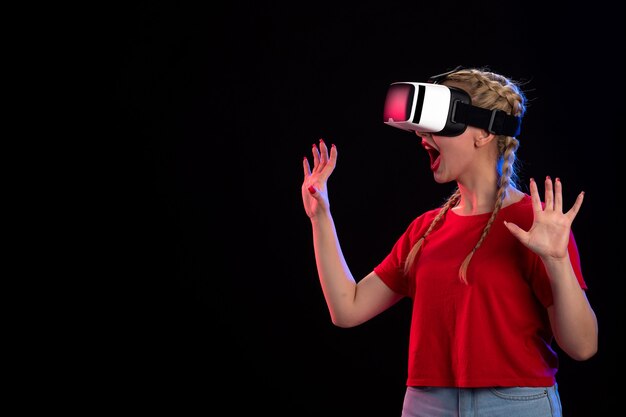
[383,70,522,137]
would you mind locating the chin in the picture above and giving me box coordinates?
[432,172,450,184]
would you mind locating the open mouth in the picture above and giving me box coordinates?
[421,139,441,171]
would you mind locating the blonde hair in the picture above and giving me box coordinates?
[402,67,527,284]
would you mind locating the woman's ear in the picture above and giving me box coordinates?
[474,130,496,148]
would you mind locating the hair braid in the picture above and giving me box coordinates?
[403,189,461,276]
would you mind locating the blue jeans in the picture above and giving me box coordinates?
[401,385,562,417]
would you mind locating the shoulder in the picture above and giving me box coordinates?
[501,194,535,226]
[410,207,443,227]
[400,207,443,238]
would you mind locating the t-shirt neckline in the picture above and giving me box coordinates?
[448,194,530,218]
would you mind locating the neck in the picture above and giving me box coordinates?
[453,184,523,216]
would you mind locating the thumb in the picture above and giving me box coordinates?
[503,220,526,241]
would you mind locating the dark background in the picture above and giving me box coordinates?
[105,2,624,415]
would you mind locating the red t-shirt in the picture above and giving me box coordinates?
[373,194,586,388]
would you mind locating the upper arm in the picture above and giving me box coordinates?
[340,271,405,327]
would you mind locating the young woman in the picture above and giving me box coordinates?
[301,67,597,417]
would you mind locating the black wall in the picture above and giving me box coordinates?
[107,2,624,415]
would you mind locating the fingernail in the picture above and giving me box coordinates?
[319,138,325,144]
[530,178,535,183]
[556,177,560,182]
[331,144,336,148]
[546,175,551,180]
[308,186,316,194]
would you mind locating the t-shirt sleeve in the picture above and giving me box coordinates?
[531,230,587,307]
[373,216,427,297]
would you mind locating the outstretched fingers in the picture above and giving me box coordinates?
[311,142,321,171]
[554,177,563,212]
[309,139,330,174]
[326,141,337,172]
[566,190,585,222]
[529,178,542,213]
[553,177,585,221]
[304,139,338,179]
[318,139,329,166]
[529,176,585,221]
[503,220,528,244]
[544,176,554,211]
[303,141,322,179]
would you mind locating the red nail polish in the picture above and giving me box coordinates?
[308,186,316,194]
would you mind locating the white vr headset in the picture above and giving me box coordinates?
[383,74,522,137]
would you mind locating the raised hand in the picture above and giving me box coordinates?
[301,139,337,219]
[504,177,585,261]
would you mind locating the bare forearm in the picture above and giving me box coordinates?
[545,257,598,361]
[310,211,357,325]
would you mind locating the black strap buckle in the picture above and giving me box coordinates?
[450,100,461,124]
[487,109,505,134]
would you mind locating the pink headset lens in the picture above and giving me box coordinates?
[384,83,413,122]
